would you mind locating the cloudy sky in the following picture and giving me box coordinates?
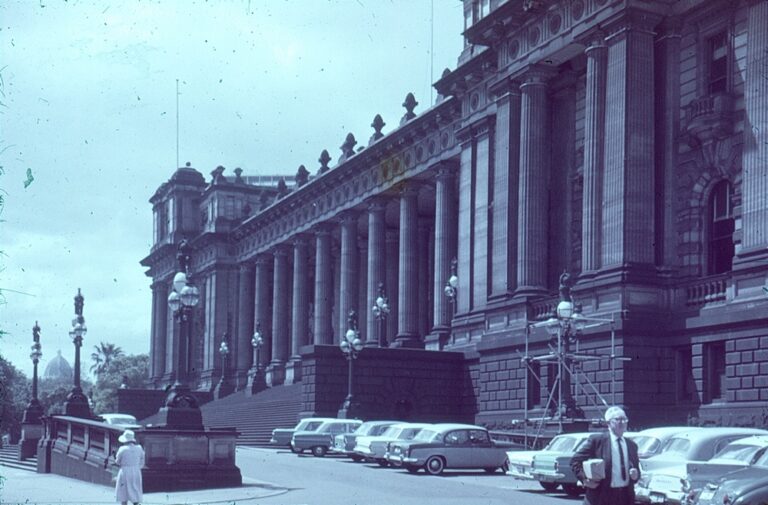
[0,0,463,377]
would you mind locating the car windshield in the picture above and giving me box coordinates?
[753,449,768,467]
[400,428,422,440]
[633,436,661,455]
[662,438,691,455]
[413,429,439,442]
[546,436,578,452]
[713,444,765,463]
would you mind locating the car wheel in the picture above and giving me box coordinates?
[501,459,510,473]
[311,446,327,457]
[377,460,389,467]
[424,456,445,476]
[405,465,420,474]
[290,446,302,454]
[350,454,363,462]
[562,483,583,497]
[539,482,559,492]
[483,467,497,474]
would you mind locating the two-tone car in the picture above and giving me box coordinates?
[636,427,768,504]
[507,432,592,492]
[291,419,362,457]
[528,431,595,495]
[331,420,401,460]
[270,417,336,452]
[354,422,432,466]
[632,427,699,460]
[386,423,510,475]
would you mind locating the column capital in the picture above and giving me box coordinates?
[336,209,359,224]
[397,180,422,197]
[238,262,255,273]
[456,114,496,143]
[313,222,333,236]
[272,244,291,257]
[602,8,661,42]
[576,27,607,51]
[253,252,272,265]
[488,75,522,100]
[366,196,388,212]
[292,233,310,246]
[434,160,459,180]
[516,64,558,88]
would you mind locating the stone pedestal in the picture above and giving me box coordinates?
[19,422,43,460]
[213,377,235,400]
[246,368,266,396]
[284,356,303,385]
[265,361,285,387]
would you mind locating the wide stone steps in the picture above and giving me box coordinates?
[0,444,37,472]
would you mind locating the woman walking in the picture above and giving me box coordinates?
[115,429,144,505]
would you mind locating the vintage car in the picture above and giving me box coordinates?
[693,453,768,505]
[291,419,362,457]
[354,422,432,466]
[507,432,593,492]
[100,413,142,429]
[527,431,595,495]
[636,427,768,505]
[632,427,699,459]
[385,423,510,475]
[270,417,336,451]
[682,435,768,504]
[331,420,400,460]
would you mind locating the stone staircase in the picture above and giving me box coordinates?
[142,383,302,446]
[0,444,37,472]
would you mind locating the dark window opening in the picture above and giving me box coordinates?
[708,32,728,94]
[708,181,734,274]
[526,360,541,409]
[676,347,695,402]
[705,341,726,403]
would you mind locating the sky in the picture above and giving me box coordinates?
[0,0,464,377]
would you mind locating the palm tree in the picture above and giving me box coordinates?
[90,342,123,375]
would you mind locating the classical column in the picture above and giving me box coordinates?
[247,254,271,393]
[151,282,168,385]
[491,80,521,296]
[357,238,368,342]
[385,228,399,342]
[581,32,608,273]
[516,67,553,295]
[418,217,432,337]
[739,0,768,257]
[601,14,657,268]
[457,136,473,313]
[313,225,334,344]
[366,198,387,345]
[338,212,358,339]
[287,235,309,384]
[394,183,420,347]
[472,118,492,308]
[267,246,289,386]
[235,263,255,389]
[431,162,457,335]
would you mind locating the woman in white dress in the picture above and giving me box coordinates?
[115,429,144,505]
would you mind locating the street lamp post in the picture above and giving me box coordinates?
[214,337,233,399]
[64,289,92,418]
[337,310,364,419]
[247,322,265,395]
[20,321,45,459]
[157,239,204,429]
[371,282,390,347]
[444,257,458,321]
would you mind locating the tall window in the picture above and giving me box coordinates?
[704,341,726,403]
[676,347,695,402]
[708,180,734,274]
[708,31,728,94]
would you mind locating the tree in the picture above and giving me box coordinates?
[38,374,94,416]
[91,354,149,414]
[90,342,123,376]
[0,356,31,443]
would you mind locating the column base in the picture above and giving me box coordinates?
[246,367,266,396]
[213,379,235,400]
[390,334,423,349]
[424,330,450,351]
[19,422,43,460]
[284,356,303,385]
[233,370,250,391]
[265,361,286,387]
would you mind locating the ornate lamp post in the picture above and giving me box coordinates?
[158,240,203,429]
[20,322,45,459]
[444,257,458,320]
[247,322,265,393]
[214,336,233,399]
[337,311,364,419]
[64,289,92,418]
[371,282,390,347]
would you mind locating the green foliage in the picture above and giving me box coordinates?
[92,354,149,414]
[38,374,94,415]
[0,356,31,441]
[90,341,123,375]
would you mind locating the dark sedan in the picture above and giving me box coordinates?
[694,448,768,505]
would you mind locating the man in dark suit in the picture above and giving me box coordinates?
[571,406,641,505]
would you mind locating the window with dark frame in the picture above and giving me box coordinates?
[708,180,734,275]
[708,31,728,94]
[704,341,726,403]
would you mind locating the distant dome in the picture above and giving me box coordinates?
[44,350,73,381]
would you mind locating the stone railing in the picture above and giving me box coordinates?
[684,93,735,145]
[683,274,730,307]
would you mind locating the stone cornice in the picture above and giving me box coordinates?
[231,97,462,262]
[434,49,496,99]
[456,114,496,143]
[463,2,523,46]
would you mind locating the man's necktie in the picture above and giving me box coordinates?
[617,437,627,481]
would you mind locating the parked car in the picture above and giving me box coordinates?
[635,427,768,505]
[632,427,699,459]
[507,432,593,492]
[291,419,362,457]
[354,422,432,466]
[527,432,596,496]
[386,423,509,475]
[270,417,336,452]
[331,420,401,460]
[100,413,141,429]
[692,451,768,505]
[682,435,768,504]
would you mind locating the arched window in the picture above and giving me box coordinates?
[707,180,734,274]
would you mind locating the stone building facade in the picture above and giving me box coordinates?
[141,0,768,428]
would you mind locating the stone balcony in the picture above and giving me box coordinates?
[683,92,735,146]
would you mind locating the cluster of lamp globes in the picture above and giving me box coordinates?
[69,317,87,343]
[340,327,364,356]
[167,271,201,312]
[30,323,42,363]
[541,300,588,336]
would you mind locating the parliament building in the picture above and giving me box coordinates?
[141,0,768,429]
